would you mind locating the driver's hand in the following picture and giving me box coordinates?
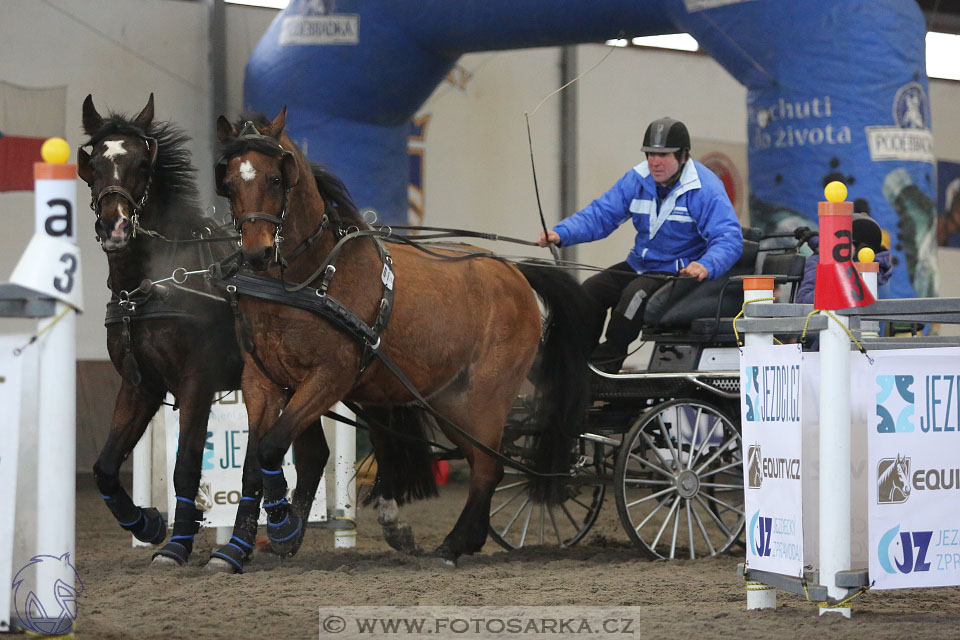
[679,261,708,281]
[537,230,561,247]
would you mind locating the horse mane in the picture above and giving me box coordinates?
[225,112,366,227]
[84,112,206,230]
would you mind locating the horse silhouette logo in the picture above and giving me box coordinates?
[893,82,929,130]
[12,553,84,634]
[747,444,762,489]
[877,455,912,504]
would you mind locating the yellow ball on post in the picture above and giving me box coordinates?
[824,181,847,203]
[857,247,875,263]
[41,137,71,164]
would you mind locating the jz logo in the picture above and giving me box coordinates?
[876,375,915,433]
[749,511,772,557]
[878,524,932,574]
[743,366,760,422]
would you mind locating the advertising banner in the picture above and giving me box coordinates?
[869,348,960,589]
[164,391,327,528]
[740,343,804,576]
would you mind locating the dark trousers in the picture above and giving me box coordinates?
[582,262,672,346]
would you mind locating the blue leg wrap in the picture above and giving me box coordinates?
[152,497,203,565]
[102,493,166,545]
[209,496,260,574]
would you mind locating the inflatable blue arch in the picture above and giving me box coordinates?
[245,0,936,299]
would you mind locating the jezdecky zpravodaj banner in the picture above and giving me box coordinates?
[869,347,960,590]
[741,344,804,577]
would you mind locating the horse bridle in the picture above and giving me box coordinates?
[85,135,158,237]
[215,121,299,258]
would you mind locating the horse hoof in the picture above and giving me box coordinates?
[149,554,180,569]
[432,545,459,568]
[204,557,239,574]
[435,556,457,569]
[383,523,419,555]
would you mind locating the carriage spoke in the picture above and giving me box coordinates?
[694,494,735,538]
[626,449,675,481]
[669,497,681,559]
[684,407,704,470]
[624,478,673,486]
[519,499,534,547]
[560,503,581,532]
[694,432,741,475]
[634,491,674,532]
[699,481,743,490]
[698,459,742,479]
[686,499,696,559]
[499,494,532,537]
[657,415,681,468]
[494,480,528,493]
[690,500,717,556]
[625,485,677,509]
[547,504,563,546]
[538,501,545,545]
[491,483,528,516]
[688,410,720,470]
[698,491,745,517]
[637,432,674,474]
[650,496,680,550]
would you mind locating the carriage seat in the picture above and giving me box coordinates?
[641,234,759,329]
[641,234,807,338]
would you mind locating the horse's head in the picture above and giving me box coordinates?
[78,94,158,252]
[215,108,301,271]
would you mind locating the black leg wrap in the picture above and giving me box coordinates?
[102,492,166,544]
[152,499,203,565]
[209,497,261,574]
[261,469,303,557]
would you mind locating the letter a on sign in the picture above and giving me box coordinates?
[814,200,875,309]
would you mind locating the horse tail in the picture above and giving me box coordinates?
[514,262,593,499]
[361,406,439,507]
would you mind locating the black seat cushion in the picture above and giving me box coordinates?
[644,239,758,328]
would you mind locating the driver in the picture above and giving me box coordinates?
[538,117,743,372]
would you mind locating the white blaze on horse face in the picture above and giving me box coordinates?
[103,140,126,179]
[239,160,257,182]
[103,140,127,159]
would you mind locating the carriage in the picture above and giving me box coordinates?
[487,230,808,560]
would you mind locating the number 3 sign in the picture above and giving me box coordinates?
[9,162,84,311]
[814,199,875,310]
[10,235,84,311]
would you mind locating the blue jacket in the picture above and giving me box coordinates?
[554,159,743,279]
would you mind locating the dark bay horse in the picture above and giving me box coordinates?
[79,95,328,572]
[214,109,593,563]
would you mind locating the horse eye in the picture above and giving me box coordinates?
[271,176,282,186]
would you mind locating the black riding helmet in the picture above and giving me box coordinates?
[641,117,691,155]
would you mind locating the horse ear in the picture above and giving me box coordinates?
[216,115,236,143]
[270,106,288,137]
[134,93,155,129]
[82,94,103,135]
[77,147,94,185]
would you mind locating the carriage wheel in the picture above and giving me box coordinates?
[488,419,609,550]
[614,398,744,560]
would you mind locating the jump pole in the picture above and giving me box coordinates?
[814,185,868,618]
[333,402,357,548]
[742,275,777,611]
[6,138,83,633]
